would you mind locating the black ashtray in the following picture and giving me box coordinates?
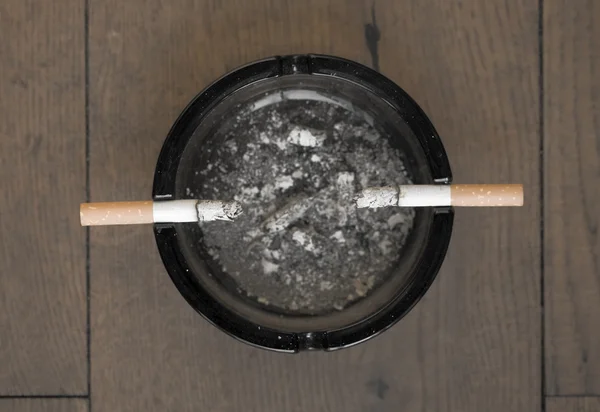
[153,55,453,352]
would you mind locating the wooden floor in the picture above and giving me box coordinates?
[0,0,598,411]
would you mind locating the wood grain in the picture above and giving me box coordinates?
[374,1,541,410]
[0,0,87,394]
[547,397,600,412]
[0,399,87,412]
[89,1,376,410]
[89,0,540,411]
[544,0,600,395]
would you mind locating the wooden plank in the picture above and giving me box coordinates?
[0,1,87,394]
[372,1,542,410]
[89,0,540,411]
[544,0,600,395]
[0,399,87,412]
[547,397,600,412]
[89,1,376,410]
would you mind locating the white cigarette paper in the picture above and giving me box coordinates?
[355,185,451,208]
[355,184,524,208]
[153,199,243,223]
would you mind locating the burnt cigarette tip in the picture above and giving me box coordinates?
[353,193,368,208]
[224,201,244,220]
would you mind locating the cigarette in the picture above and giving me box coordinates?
[80,199,243,226]
[262,194,315,234]
[355,184,523,208]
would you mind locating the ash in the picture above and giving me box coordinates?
[196,99,415,314]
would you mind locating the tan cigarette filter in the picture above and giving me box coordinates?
[80,201,153,226]
[450,184,523,207]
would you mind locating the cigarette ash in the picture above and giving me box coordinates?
[196,99,415,314]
